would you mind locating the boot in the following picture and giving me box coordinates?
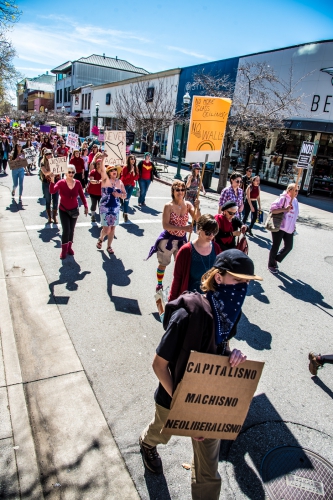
[124,213,128,223]
[46,209,52,224]
[52,210,58,224]
[68,241,74,255]
[91,211,96,223]
[60,243,68,259]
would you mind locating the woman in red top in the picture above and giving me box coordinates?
[169,214,221,301]
[137,152,158,206]
[88,144,99,170]
[87,155,102,222]
[69,149,85,187]
[120,154,139,222]
[49,166,88,259]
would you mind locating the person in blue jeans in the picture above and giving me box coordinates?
[120,155,139,222]
[11,144,26,202]
[40,149,60,224]
[137,152,158,206]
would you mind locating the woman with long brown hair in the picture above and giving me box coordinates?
[120,154,139,222]
[40,149,60,224]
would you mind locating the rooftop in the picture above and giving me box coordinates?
[51,54,149,75]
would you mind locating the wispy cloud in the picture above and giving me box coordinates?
[166,45,211,60]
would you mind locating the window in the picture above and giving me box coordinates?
[56,89,59,103]
[146,87,154,102]
[64,87,68,103]
[106,93,111,105]
[88,93,91,110]
[59,88,62,103]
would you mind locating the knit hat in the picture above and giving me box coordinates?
[221,200,238,211]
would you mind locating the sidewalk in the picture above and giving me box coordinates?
[155,161,333,230]
[0,185,139,499]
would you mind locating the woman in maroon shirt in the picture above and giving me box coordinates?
[120,155,139,222]
[49,166,88,259]
[87,155,102,222]
[69,149,85,187]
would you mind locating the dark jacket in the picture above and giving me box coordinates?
[215,216,243,251]
[0,141,11,159]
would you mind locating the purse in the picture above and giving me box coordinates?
[256,210,264,224]
[236,235,249,255]
[265,198,288,232]
[132,181,139,197]
[61,205,79,218]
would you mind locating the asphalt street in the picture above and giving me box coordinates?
[1,169,333,500]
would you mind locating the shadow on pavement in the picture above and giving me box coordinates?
[48,259,91,304]
[274,272,333,314]
[251,234,271,250]
[136,205,161,217]
[220,393,310,499]
[237,313,272,351]
[6,200,25,212]
[121,222,145,237]
[247,280,270,304]
[311,376,333,399]
[143,470,172,500]
[37,226,60,245]
[100,252,141,315]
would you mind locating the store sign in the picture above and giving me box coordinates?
[296,141,315,169]
[185,95,232,162]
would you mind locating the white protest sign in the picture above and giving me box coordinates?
[24,147,37,165]
[296,141,315,170]
[162,352,264,440]
[56,125,68,135]
[49,157,68,175]
[66,132,79,149]
[104,131,126,166]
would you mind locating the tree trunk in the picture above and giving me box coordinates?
[217,156,230,193]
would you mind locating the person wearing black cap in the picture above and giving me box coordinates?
[139,249,262,499]
[214,201,247,251]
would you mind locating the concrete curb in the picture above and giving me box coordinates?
[0,185,140,499]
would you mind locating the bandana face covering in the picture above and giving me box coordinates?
[206,282,248,346]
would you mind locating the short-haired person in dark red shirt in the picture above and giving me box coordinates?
[57,139,69,158]
[69,149,85,187]
[88,144,99,170]
[49,166,88,259]
[87,156,102,222]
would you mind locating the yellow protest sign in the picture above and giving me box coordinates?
[185,96,232,163]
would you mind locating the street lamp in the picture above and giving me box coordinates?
[96,102,100,131]
[174,92,191,180]
[61,105,65,126]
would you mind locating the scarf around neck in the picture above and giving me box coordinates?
[206,282,248,345]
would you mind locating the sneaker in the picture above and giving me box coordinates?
[308,352,323,376]
[268,266,278,274]
[156,284,163,292]
[139,437,163,474]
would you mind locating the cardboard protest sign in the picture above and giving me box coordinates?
[185,96,232,163]
[98,133,105,142]
[24,147,37,164]
[162,352,264,440]
[48,157,68,175]
[104,131,126,166]
[9,159,28,170]
[56,125,68,135]
[66,132,79,149]
[296,141,315,170]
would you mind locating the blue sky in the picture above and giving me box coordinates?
[11,0,333,80]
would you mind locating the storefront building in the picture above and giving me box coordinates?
[172,39,333,195]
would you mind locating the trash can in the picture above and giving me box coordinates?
[203,169,213,189]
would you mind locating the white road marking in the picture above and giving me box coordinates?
[25,219,162,231]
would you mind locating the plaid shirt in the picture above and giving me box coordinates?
[218,186,244,216]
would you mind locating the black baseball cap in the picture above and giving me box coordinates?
[214,249,262,280]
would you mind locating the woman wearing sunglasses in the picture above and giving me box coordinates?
[49,166,88,259]
[96,153,126,254]
[215,201,247,251]
[146,180,201,292]
[218,172,244,217]
[168,214,221,301]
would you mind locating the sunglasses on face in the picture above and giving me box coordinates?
[233,179,241,183]
[67,171,75,175]
[227,210,237,215]
[204,230,217,236]
[174,188,185,192]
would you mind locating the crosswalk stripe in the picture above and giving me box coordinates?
[25,219,162,231]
